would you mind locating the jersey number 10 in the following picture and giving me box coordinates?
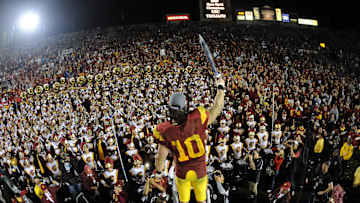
[171,134,205,162]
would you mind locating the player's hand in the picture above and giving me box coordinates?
[317,191,324,196]
[215,76,225,87]
[149,178,155,185]
[354,183,359,188]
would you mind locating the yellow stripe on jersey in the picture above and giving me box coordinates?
[197,106,208,125]
[153,126,165,142]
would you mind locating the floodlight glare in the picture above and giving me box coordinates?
[19,12,39,31]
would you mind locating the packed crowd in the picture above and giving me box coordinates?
[0,22,360,203]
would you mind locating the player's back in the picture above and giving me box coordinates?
[154,106,209,179]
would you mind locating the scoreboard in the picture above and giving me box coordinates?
[200,0,232,21]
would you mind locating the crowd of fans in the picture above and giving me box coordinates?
[0,22,360,203]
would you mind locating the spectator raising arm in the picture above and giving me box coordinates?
[214,171,229,203]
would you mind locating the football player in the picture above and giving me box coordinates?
[153,77,225,203]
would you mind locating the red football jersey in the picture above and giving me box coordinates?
[154,106,209,179]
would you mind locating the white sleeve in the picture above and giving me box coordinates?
[168,166,175,180]
[216,181,229,196]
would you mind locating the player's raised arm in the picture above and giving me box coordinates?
[207,76,225,126]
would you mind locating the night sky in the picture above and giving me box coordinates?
[0,0,358,36]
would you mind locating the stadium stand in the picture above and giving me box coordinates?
[0,22,359,203]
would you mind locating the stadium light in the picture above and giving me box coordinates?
[19,12,40,31]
